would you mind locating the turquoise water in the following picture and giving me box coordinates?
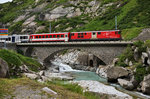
[70,71,150,99]
[71,71,107,83]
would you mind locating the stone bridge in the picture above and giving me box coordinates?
[16,41,133,66]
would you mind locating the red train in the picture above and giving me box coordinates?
[29,30,121,42]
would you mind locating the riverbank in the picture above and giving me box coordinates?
[0,77,102,99]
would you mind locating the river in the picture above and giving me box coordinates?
[49,61,150,99]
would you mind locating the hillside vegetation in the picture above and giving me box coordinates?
[0,49,42,76]
[0,0,150,40]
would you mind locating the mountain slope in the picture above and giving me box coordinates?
[0,0,150,40]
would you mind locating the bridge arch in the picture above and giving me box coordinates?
[43,48,106,68]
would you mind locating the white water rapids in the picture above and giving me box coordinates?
[51,61,81,72]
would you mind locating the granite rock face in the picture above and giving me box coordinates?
[0,58,9,78]
[141,74,150,95]
[106,67,129,82]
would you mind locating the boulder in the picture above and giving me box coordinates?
[106,67,129,82]
[141,74,150,94]
[147,49,150,66]
[42,87,57,95]
[134,47,140,61]
[118,79,134,90]
[118,75,138,91]
[96,65,108,78]
[141,52,148,65]
[41,76,52,82]
[0,58,9,78]
[124,58,129,65]
[19,65,29,73]
[129,61,133,66]
[112,58,119,66]
[39,71,45,76]
[23,73,39,80]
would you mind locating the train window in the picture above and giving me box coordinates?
[36,36,38,38]
[20,36,22,39]
[85,33,87,35]
[50,35,52,38]
[71,33,74,36]
[93,32,96,35]
[61,35,64,37]
[46,36,48,38]
[81,36,83,38]
[23,36,27,39]
[42,36,45,38]
[65,35,67,37]
[25,36,28,39]
[115,32,118,34]
[39,36,41,38]
[98,32,101,35]
[81,33,83,35]
[53,35,56,38]
[57,35,60,38]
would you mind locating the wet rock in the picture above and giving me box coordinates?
[118,79,134,90]
[141,52,148,65]
[106,67,129,82]
[141,74,150,95]
[96,65,108,78]
[0,58,9,78]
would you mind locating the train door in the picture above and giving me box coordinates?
[12,36,15,42]
[65,34,68,41]
[105,31,110,39]
[92,32,97,39]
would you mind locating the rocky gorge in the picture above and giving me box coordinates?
[1,40,150,98]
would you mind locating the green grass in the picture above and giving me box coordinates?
[0,49,42,73]
[0,77,103,99]
[121,27,143,40]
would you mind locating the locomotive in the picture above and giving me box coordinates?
[0,30,121,43]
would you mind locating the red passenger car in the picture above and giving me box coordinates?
[70,30,121,41]
[29,32,69,42]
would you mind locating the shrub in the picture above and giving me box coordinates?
[133,40,146,53]
[134,63,147,82]
[144,40,150,48]
[116,45,134,67]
